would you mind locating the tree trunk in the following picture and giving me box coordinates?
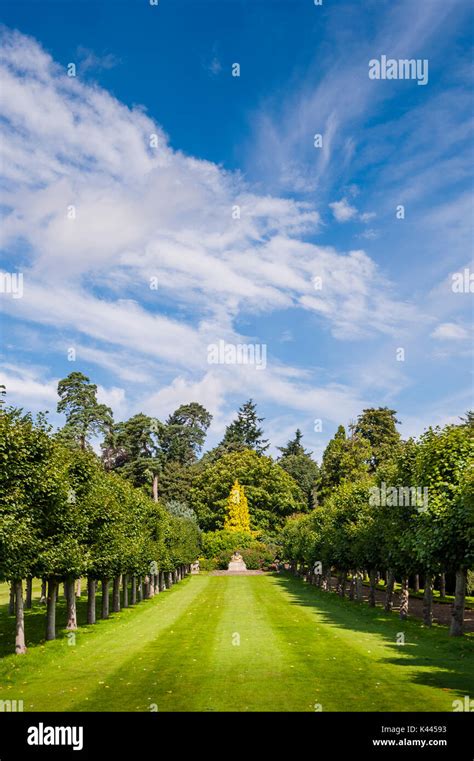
[154,574,160,595]
[131,576,137,605]
[26,577,33,609]
[423,572,433,626]
[65,577,77,630]
[144,575,154,599]
[152,473,158,503]
[325,569,332,591]
[150,574,156,594]
[159,571,166,592]
[338,572,347,598]
[76,578,82,598]
[167,571,173,588]
[384,570,395,612]
[368,569,377,607]
[413,574,420,593]
[45,578,57,640]
[138,576,143,601]
[14,580,27,655]
[112,576,121,612]
[399,575,409,620]
[40,577,47,604]
[173,570,178,585]
[87,578,96,624]
[348,574,355,600]
[101,578,109,619]
[450,568,467,637]
[123,574,129,608]
[356,571,363,601]
[439,572,446,598]
[8,582,15,615]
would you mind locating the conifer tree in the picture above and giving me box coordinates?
[224,480,250,533]
[219,399,269,455]
[57,372,113,451]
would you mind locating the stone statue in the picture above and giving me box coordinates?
[228,551,247,572]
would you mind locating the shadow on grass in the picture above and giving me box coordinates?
[271,572,474,699]
[0,588,115,658]
[69,579,217,712]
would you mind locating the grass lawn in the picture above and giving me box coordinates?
[0,574,473,712]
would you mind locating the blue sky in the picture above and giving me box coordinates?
[0,0,472,459]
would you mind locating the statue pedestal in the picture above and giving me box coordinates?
[228,560,247,572]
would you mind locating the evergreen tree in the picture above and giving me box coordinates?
[57,372,113,451]
[277,429,307,457]
[161,403,212,465]
[101,413,163,501]
[460,410,474,428]
[165,499,198,523]
[278,430,319,508]
[224,480,251,533]
[219,399,269,455]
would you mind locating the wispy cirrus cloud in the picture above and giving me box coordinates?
[76,45,120,74]
[245,0,468,198]
[431,323,469,341]
[0,16,471,454]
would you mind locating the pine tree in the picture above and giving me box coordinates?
[277,429,307,457]
[277,429,319,508]
[220,399,269,455]
[224,479,250,533]
[57,372,113,451]
[460,410,474,429]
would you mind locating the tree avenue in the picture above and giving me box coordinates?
[281,410,473,636]
[0,381,200,654]
[0,373,472,662]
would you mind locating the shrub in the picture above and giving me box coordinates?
[201,529,254,559]
[201,530,276,570]
[241,543,275,570]
[197,556,216,572]
[215,550,232,570]
[165,500,198,523]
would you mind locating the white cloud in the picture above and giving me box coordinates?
[0,364,58,410]
[245,0,463,196]
[431,322,469,341]
[329,198,358,223]
[0,27,421,347]
[76,46,120,74]
[206,56,222,76]
[96,385,127,418]
[359,228,379,240]
[0,27,453,446]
